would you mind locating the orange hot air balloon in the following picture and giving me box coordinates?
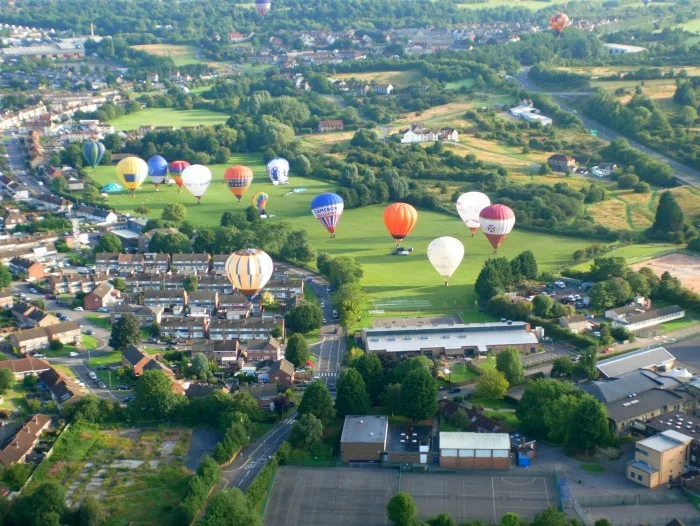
[383,202,418,244]
[550,13,569,34]
[224,165,254,202]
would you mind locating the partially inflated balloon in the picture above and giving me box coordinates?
[224,248,274,299]
[550,13,569,34]
[266,158,289,185]
[311,193,344,238]
[224,166,254,202]
[82,141,105,169]
[252,192,269,215]
[168,160,189,192]
[383,203,418,244]
[181,164,212,204]
[255,0,271,16]
[479,204,515,252]
[427,237,464,286]
[116,157,148,196]
[456,192,490,236]
[147,155,169,190]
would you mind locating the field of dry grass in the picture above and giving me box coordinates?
[560,66,700,79]
[334,70,422,88]
[132,44,203,66]
[587,199,630,230]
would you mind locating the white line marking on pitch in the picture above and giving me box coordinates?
[499,477,537,486]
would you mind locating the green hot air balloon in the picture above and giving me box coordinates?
[82,141,106,173]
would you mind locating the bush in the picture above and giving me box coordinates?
[617,173,639,189]
[688,237,700,253]
[634,182,650,193]
[49,340,64,351]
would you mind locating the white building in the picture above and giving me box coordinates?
[509,100,552,126]
[603,43,646,55]
[400,123,459,144]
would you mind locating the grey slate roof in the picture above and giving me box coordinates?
[581,370,679,404]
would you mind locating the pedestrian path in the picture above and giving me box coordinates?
[318,372,337,377]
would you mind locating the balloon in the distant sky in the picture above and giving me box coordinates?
[224,248,274,299]
[383,202,418,244]
[255,0,271,16]
[311,193,344,238]
[427,237,464,286]
[252,192,269,215]
[168,160,190,193]
[115,157,148,196]
[82,141,105,169]
[147,155,168,191]
[456,192,491,236]
[266,158,289,185]
[181,164,212,204]
[550,13,570,34]
[642,0,651,5]
[224,165,254,203]
[479,204,516,253]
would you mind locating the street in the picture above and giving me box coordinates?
[4,135,45,194]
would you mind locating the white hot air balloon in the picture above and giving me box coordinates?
[427,236,465,286]
[456,192,490,236]
[266,157,290,185]
[181,164,212,204]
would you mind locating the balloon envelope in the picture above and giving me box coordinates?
[311,193,344,236]
[181,164,212,201]
[383,202,418,242]
[479,204,516,251]
[224,248,274,298]
[224,166,254,202]
[116,157,148,192]
[168,160,190,188]
[456,192,490,233]
[550,13,569,33]
[255,0,271,16]
[427,237,464,285]
[147,155,169,187]
[82,141,105,168]
[266,158,289,185]
[252,192,269,214]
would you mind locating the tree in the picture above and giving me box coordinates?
[191,353,210,378]
[285,333,310,368]
[511,251,538,282]
[599,324,613,347]
[298,381,335,424]
[543,393,582,444]
[162,203,187,222]
[290,413,323,448]
[133,370,178,419]
[261,291,275,307]
[335,368,371,416]
[567,395,612,454]
[109,313,141,349]
[550,356,574,378]
[496,348,524,385]
[531,508,568,526]
[594,520,612,526]
[387,493,418,526]
[353,353,385,404]
[617,173,639,189]
[149,231,191,253]
[183,275,198,293]
[284,304,322,334]
[400,368,437,421]
[532,294,553,317]
[11,482,66,526]
[0,264,11,289]
[427,514,457,526]
[634,182,650,194]
[573,347,598,380]
[280,230,316,264]
[199,488,261,526]
[111,277,126,292]
[500,512,521,526]
[0,368,13,394]
[78,496,104,526]
[652,191,685,234]
[270,325,283,339]
[475,369,509,400]
[516,379,579,434]
[94,233,122,254]
[474,265,505,304]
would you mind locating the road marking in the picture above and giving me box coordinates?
[491,477,497,524]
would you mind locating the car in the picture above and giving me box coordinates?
[322,318,327,324]
[68,352,78,357]
[96,307,109,313]
[98,382,107,389]
[34,353,45,359]
[118,385,129,391]
[85,329,95,335]
[306,277,313,283]
[326,286,331,292]
[320,301,325,308]
[30,288,38,294]
[449,387,461,394]
[74,306,83,311]
[574,294,582,301]
[77,381,86,387]
[571,355,580,362]
[312,376,321,381]
[88,372,97,380]
[123,396,135,403]
[585,314,594,319]
[593,331,601,338]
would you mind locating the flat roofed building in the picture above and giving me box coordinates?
[627,430,692,488]
[597,347,675,379]
[340,415,389,462]
[606,388,696,434]
[611,306,685,332]
[361,321,540,357]
[439,432,511,470]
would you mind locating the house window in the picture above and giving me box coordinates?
[638,474,643,481]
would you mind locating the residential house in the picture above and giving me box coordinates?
[83,281,121,311]
[171,253,210,273]
[558,314,593,334]
[227,32,248,43]
[209,317,283,341]
[45,321,81,345]
[110,304,163,327]
[10,327,50,354]
[399,123,458,144]
[121,345,153,376]
[73,205,118,224]
[187,291,218,314]
[39,367,84,406]
[627,430,692,488]
[212,254,229,275]
[241,338,281,363]
[48,273,108,294]
[0,357,51,378]
[191,340,240,369]
[0,414,52,467]
[4,211,28,230]
[592,163,616,178]
[123,273,165,293]
[269,358,295,387]
[32,194,72,213]
[239,383,279,409]
[547,154,577,173]
[265,276,304,305]
[12,302,57,328]
[0,290,13,310]
[95,252,120,273]
[372,83,393,95]
[196,274,234,294]
[604,43,646,55]
[142,289,187,309]
[9,257,45,280]
[318,120,344,133]
[217,293,253,319]
[159,317,207,340]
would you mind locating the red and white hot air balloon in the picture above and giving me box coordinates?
[479,204,515,253]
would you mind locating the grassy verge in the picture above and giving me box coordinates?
[580,463,606,473]
[484,410,521,430]
[87,351,122,367]
[85,314,111,330]
[469,396,517,410]
[81,334,99,350]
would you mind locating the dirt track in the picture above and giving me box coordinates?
[630,253,700,293]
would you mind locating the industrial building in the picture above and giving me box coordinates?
[438,432,510,470]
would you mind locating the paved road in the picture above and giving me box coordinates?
[519,70,700,188]
[4,136,44,194]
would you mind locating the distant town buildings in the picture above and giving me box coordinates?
[400,123,459,144]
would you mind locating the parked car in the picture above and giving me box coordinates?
[96,307,109,313]
[118,385,129,391]
[593,331,601,338]
[74,306,83,311]
[98,382,107,389]
[88,372,97,380]
[68,352,78,358]
[85,329,95,335]
[449,387,461,394]
[123,396,135,403]
[34,353,45,359]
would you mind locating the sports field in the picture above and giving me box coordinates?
[264,467,555,525]
[132,44,202,66]
[108,108,230,131]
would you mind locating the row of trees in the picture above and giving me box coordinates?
[474,250,538,305]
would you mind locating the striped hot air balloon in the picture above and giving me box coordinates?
[383,202,418,244]
[252,192,269,215]
[311,193,344,238]
[224,165,254,203]
[82,141,105,171]
[224,248,274,299]
[115,157,148,196]
[255,0,271,16]
[168,160,190,193]
[479,204,516,253]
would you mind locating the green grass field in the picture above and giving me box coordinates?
[108,108,229,131]
[679,19,700,34]
[445,78,476,90]
[132,44,203,66]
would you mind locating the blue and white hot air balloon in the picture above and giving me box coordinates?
[147,155,169,191]
[266,157,289,185]
[310,193,344,238]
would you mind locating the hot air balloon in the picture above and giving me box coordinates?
[115,157,148,196]
[550,13,569,34]
[427,237,464,286]
[255,0,271,16]
[82,141,105,171]
[224,166,254,203]
[456,192,491,236]
[224,248,274,299]
[266,157,289,185]
[181,164,212,204]
[311,193,344,238]
[479,204,516,253]
[252,192,269,215]
[168,160,189,193]
[383,203,418,245]
[147,155,168,191]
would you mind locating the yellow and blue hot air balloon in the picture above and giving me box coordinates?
[115,157,149,197]
[82,141,105,172]
[252,192,269,215]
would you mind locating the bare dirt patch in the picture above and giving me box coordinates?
[630,253,700,293]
